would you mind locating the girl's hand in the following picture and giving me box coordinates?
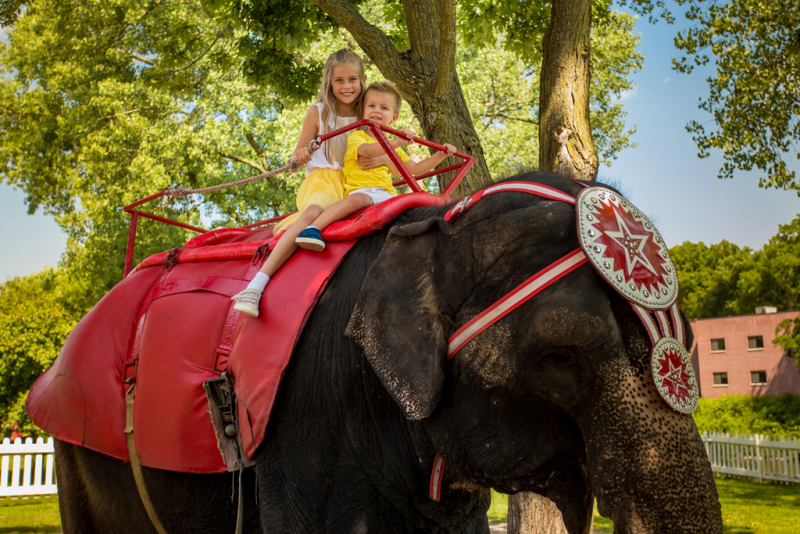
[356,155,387,170]
[395,129,415,147]
[293,146,313,166]
[440,143,457,156]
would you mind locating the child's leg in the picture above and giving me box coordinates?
[231,205,323,317]
[311,193,372,231]
[295,194,373,251]
[261,206,323,276]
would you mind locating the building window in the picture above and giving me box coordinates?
[748,336,764,350]
[711,338,726,352]
[751,371,767,385]
[713,372,729,386]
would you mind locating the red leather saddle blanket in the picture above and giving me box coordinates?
[26,193,449,473]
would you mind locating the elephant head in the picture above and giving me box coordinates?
[347,172,722,533]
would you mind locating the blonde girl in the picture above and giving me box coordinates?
[232,48,371,317]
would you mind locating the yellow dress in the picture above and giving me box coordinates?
[274,106,355,234]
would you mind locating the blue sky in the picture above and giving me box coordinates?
[1,7,798,281]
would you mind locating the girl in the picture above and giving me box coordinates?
[231,48,371,317]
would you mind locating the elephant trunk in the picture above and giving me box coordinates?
[585,367,723,533]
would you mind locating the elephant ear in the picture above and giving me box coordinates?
[346,218,449,420]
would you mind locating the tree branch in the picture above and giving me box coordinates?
[97,107,154,122]
[311,0,408,80]
[214,150,266,173]
[131,53,155,66]
[434,0,457,95]
[402,0,440,62]
[245,133,270,171]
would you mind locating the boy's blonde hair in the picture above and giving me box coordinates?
[318,49,366,162]
[364,81,403,114]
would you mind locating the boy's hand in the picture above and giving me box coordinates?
[440,143,456,156]
[292,147,313,165]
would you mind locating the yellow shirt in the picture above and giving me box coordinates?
[343,130,410,196]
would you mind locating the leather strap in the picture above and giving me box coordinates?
[125,391,169,534]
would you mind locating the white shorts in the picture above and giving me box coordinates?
[350,187,395,205]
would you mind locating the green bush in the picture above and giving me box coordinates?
[692,394,800,437]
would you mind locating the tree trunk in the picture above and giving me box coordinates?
[508,2,598,533]
[311,0,491,196]
[508,493,570,534]
[538,0,597,181]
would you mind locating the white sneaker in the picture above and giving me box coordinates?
[231,288,262,317]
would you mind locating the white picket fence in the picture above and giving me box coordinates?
[0,432,797,497]
[701,431,800,484]
[0,437,57,496]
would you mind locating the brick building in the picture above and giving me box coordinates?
[689,308,800,398]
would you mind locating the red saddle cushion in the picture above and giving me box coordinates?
[26,192,449,473]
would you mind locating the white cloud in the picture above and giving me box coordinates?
[620,87,638,100]
[663,77,671,84]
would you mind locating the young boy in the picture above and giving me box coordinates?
[294,81,456,251]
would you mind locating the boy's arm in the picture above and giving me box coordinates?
[357,129,415,157]
[405,144,456,176]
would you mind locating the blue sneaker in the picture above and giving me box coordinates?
[295,227,326,252]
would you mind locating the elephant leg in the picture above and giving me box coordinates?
[54,440,97,534]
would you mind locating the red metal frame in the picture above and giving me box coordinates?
[122,120,474,277]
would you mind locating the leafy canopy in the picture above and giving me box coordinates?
[1,0,642,304]
[0,269,84,436]
[670,213,800,321]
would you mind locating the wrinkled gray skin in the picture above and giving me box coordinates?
[53,173,722,533]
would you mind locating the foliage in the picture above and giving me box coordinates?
[623,0,800,193]
[774,317,800,369]
[670,214,800,320]
[692,395,800,437]
[0,269,85,436]
[457,2,642,168]
[1,0,643,301]
[0,0,307,302]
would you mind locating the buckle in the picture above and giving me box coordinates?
[123,359,138,384]
[214,348,230,373]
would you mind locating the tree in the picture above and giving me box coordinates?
[459,0,640,181]
[2,0,641,301]
[623,0,800,193]
[538,0,596,180]
[670,213,800,321]
[774,317,800,369]
[0,269,85,435]
[1,0,303,303]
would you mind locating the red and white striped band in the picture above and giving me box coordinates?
[446,249,588,359]
[428,454,446,501]
[630,302,686,347]
[444,182,576,223]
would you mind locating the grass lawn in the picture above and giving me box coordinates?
[0,496,61,534]
[488,477,800,533]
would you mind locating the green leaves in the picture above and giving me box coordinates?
[692,394,800,437]
[671,213,800,321]
[0,269,84,436]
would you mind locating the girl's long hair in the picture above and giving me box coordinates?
[317,49,365,163]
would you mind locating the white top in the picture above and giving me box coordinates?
[306,103,358,174]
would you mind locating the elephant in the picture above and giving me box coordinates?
[52,172,722,533]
